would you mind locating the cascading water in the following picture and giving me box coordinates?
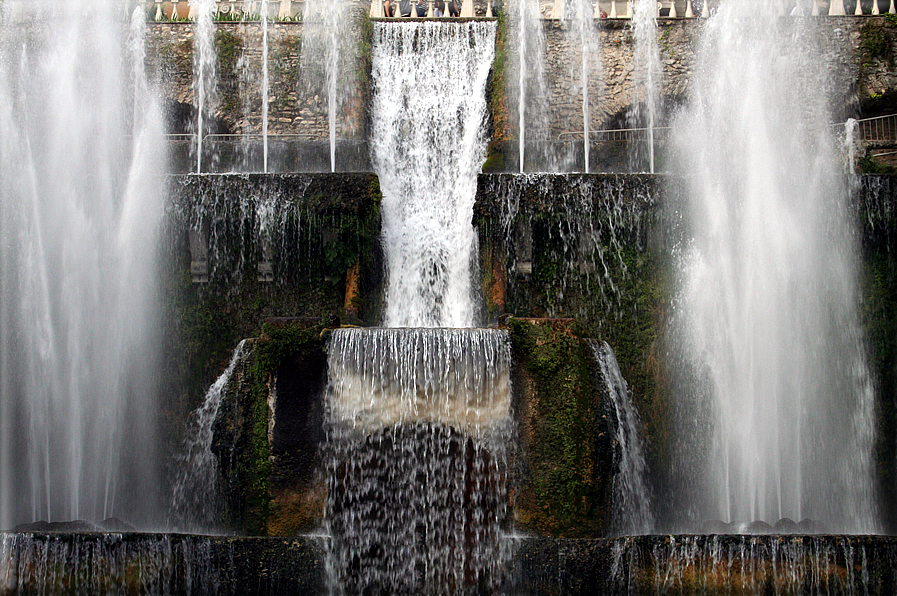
[508,0,551,172]
[324,328,513,593]
[667,0,878,532]
[193,0,217,173]
[590,340,653,535]
[371,21,496,327]
[0,1,165,528]
[628,0,661,173]
[170,340,250,532]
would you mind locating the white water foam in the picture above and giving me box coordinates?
[669,0,878,532]
[0,1,166,528]
[371,21,496,327]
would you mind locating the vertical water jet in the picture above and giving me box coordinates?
[629,0,661,173]
[193,0,217,173]
[668,0,878,532]
[509,0,550,172]
[0,0,166,528]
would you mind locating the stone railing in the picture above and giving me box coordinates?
[148,0,301,20]
[582,0,896,19]
[370,0,481,18]
[142,0,897,20]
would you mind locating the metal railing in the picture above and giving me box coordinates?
[856,113,897,144]
[558,126,671,142]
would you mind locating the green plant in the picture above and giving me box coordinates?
[858,151,896,174]
[860,21,892,66]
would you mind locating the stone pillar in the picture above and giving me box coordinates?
[279,0,293,18]
[685,0,694,16]
[461,0,474,16]
[610,0,618,17]
[828,0,845,13]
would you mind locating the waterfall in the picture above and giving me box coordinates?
[629,0,661,173]
[590,340,653,535]
[668,0,878,532]
[371,21,496,327]
[0,0,165,528]
[324,328,513,593]
[170,340,250,533]
[193,0,217,173]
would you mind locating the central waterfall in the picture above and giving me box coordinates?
[324,20,505,593]
[371,21,496,328]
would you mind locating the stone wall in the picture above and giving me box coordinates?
[145,15,897,171]
[145,2,370,141]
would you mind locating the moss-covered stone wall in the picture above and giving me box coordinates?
[475,173,669,513]
[159,173,381,518]
[507,317,614,538]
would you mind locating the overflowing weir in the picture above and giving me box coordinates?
[324,328,513,593]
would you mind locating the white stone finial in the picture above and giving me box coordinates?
[461,0,474,16]
[855,0,864,14]
[371,0,382,16]
[828,0,845,13]
[487,0,493,16]
[685,0,694,16]
[279,0,292,19]
[155,1,164,20]
[701,0,709,16]
[890,0,895,13]
[669,0,678,16]
[551,0,566,19]
[610,0,618,17]
[550,0,565,18]
[873,0,881,14]
[811,0,819,15]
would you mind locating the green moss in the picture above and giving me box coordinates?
[862,250,897,533]
[485,8,509,166]
[236,323,324,535]
[860,20,893,67]
[509,318,608,537]
[215,29,243,76]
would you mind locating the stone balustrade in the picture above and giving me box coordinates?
[140,0,897,20]
[149,0,301,20]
